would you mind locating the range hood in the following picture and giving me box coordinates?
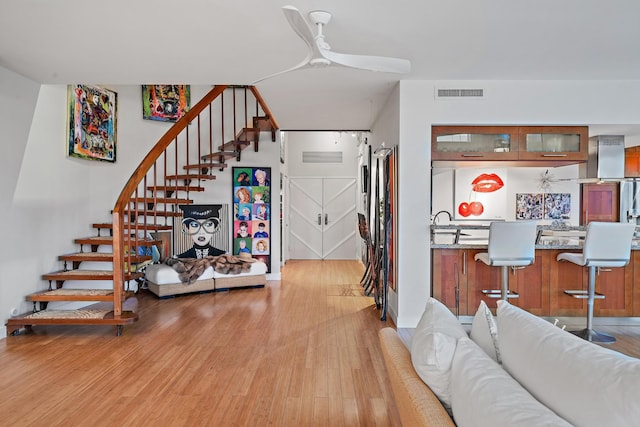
[579,135,626,181]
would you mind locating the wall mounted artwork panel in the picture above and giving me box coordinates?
[142,85,190,122]
[454,168,508,220]
[67,84,117,162]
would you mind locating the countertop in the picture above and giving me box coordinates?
[430,224,640,250]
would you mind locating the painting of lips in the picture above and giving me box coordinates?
[471,173,504,193]
[455,169,508,220]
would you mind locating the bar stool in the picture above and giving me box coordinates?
[557,222,636,343]
[474,221,538,301]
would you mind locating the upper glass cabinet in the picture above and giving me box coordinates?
[432,125,588,162]
[518,126,588,161]
[431,126,520,161]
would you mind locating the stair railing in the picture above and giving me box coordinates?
[111,85,278,316]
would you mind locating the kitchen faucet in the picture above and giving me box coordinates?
[432,210,453,224]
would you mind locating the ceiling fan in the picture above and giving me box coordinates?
[253,5,411,83]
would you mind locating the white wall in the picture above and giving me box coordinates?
[0,76,281,339]
[393,79,640,328]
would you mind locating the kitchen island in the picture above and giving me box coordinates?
[431,224,640,317]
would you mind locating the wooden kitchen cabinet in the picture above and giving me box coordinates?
[581,182,619,223]
[508,252,550,316]
[517,126,588,162]
[431,126,519,161]
[432,125,588,163]
[625,146,640,177]
[549,249,633,317]
[595,263,634,317]
[549,249,587,316]
[431,249,469,315]
[432,248,549,315]
[633,251,640,316]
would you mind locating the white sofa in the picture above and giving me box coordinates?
[144,260,267,298]
[381,298,640,427]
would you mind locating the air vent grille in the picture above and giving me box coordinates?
[302,151,343,163]
[436,88,484,98]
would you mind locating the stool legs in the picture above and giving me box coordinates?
[571,266,616,344]
[501,266,509,301]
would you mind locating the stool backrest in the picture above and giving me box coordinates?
[582,222,636,267]
[487,221,537,264]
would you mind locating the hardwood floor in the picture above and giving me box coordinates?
[0,260,401,427]
[2,260,640,426]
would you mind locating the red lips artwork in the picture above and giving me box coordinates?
[458,173,504,217]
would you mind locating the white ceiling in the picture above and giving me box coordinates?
[2,0,640,136]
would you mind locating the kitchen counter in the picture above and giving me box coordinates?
[430,224,640,250]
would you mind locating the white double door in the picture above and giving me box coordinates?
[289,177,357,260]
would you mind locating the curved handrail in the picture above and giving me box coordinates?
[110,84,277,316]
[113,85,228,213]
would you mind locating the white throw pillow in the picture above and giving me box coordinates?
[497,300,640,427]
[451,337,572,427]
[410,297,467,410]
[469,300,501,363]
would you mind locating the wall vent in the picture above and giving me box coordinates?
[436,88,485,99]
[302,151,343,163]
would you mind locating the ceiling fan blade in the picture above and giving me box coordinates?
[320,48,411,74]
[252,56,311,84]
[282,5,316,51]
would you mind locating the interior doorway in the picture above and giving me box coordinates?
[289,177,357,259]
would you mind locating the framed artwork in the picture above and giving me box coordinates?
[142,85,190,122]
[454,168,508,220]
[233,167,272,272]
[67,84,117,162]
[515,193,571,220]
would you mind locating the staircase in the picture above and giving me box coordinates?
[6,85,278,336]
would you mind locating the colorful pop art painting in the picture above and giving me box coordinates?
[67,84,117,162]
[515,193,571,220]
[142,85,190,122]
[454,168,508,220]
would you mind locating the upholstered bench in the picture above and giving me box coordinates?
[144,259,267,298]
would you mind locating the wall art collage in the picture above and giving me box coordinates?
[232,167,271,272]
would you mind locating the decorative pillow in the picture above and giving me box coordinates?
[410,297,467,410]
[497,300,640,427]
[469,300,501,363]
[451,337,572,427]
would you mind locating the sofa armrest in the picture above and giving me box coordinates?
[378,327,455,427]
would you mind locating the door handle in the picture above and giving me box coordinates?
[325,214,328,225]
[318,214,321,226]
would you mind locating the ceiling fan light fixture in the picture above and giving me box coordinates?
[308,10,332,26]
[309,57,331,67]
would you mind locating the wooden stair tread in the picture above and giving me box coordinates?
[93,223,173,231]
[200,151,237,161]
[146,186,205,192]
[74,236,160,246]
[27,289,135,302]
[129,197,193,205]
[6,309,138,326]
[236,127,260,141]
[183,163,228,170]
[124,210,183,218]
[254,116,276,131]
[42,270,143,281]
[58,252,151,263]
[165,174,217,181]
[220,140,251,151]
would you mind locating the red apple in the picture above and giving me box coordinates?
[458,202,471,217]
[470,201,484,216]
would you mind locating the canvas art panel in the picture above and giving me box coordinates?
[454,168,508,220]
[142,85,190,122]
[67,84,117,162]
[233,167,272,272]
